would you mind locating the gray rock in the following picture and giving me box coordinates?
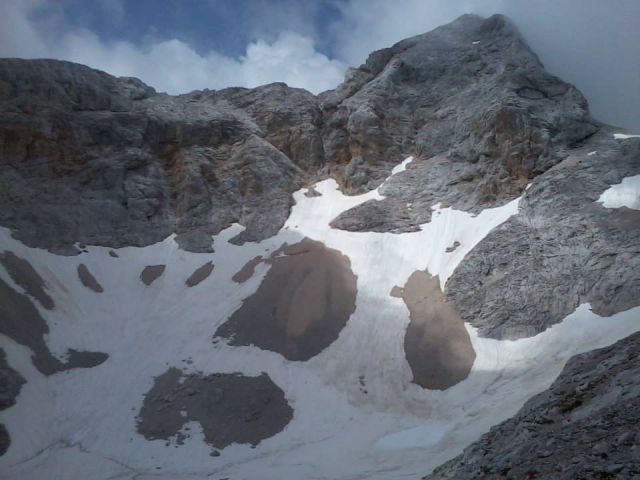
[0,277,108,376]
[423,332,640,479]
[215,238,357,361]
[140,265,166,286]
[0,251,54,309]
[0,60,309,253]
[137,368,293,450]
[0,15,600,251]
[447,132,640,339]
[0,14,639,478]
[0,348,25,456]
[0,348,24,411]
[322,14,596,196]
[185,261,214,287]
[77,263,104,293]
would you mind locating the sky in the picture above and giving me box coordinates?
[0,0,638,130]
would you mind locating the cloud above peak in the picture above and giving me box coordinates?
[0,0,346,95]
[0,0,638,130]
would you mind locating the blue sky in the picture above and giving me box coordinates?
[1,0,639,130]
[37,0,345,58]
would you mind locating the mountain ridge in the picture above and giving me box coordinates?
[0,12,639,480]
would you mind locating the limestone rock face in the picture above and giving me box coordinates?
[321,14,596,195]
[0,14,601,253]
[447,134,640,339]
[423,332,640,480]
[0,59,307,253]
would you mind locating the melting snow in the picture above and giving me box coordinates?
[598,174,640,210]
[1,156,639,480]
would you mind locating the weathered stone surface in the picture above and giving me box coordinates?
[0,349,23,411]
[137,368,293,450]
[0,277,108,375]
[140,265,166,286]
[0,60,308,253]
[0,348,25,456]
[77,264,104,293]
[447,132,640,339]
[0,14,601,251]
[423,332,640,480]
[401,271,475,390]
[0,251,54,309]
[322,14,596,196]
[215,238,357,361]
[0,13,638,478]
[185,261,214,287]
[232,256,263,284]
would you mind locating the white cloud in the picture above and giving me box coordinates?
[0,0,347,95]
[331,0,487,66]
[0,0,638,130]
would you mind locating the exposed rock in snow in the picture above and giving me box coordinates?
[139,264,166,286]
[215,238,357,361]
[0,349,24,456]
[137,368,293,450]
[0,276,108,376]
[231,255,263,283]
[77,263,104,293]
[401,271,475,390]
[185,261,214,287]
[423,331,640,479]
[0,251,54,310]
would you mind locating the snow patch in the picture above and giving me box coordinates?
[1,155,639,480]
[598,174,640,210]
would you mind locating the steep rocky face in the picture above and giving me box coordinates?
[0,14,600,254]
[423,332,640,480]
[0,59,307,253]
[447,133,640,339]
[321,14,596,195]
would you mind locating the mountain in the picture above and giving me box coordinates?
[0,13,639,480]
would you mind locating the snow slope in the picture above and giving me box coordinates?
[1,156,639,480]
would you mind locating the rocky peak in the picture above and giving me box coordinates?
[0,14,607,254]
[321,14,596,194]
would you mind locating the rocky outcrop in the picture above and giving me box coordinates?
[322,14,596,196]
[447,132,640,339]
[137,368,293,451]
[0,59,308,253]
[423,332,640,479]
[215,238,357,361]
[0,348,25,456]
[0,14,601,253]
[0,275,108,375]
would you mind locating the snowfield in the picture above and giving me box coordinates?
[2,156,639,480]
